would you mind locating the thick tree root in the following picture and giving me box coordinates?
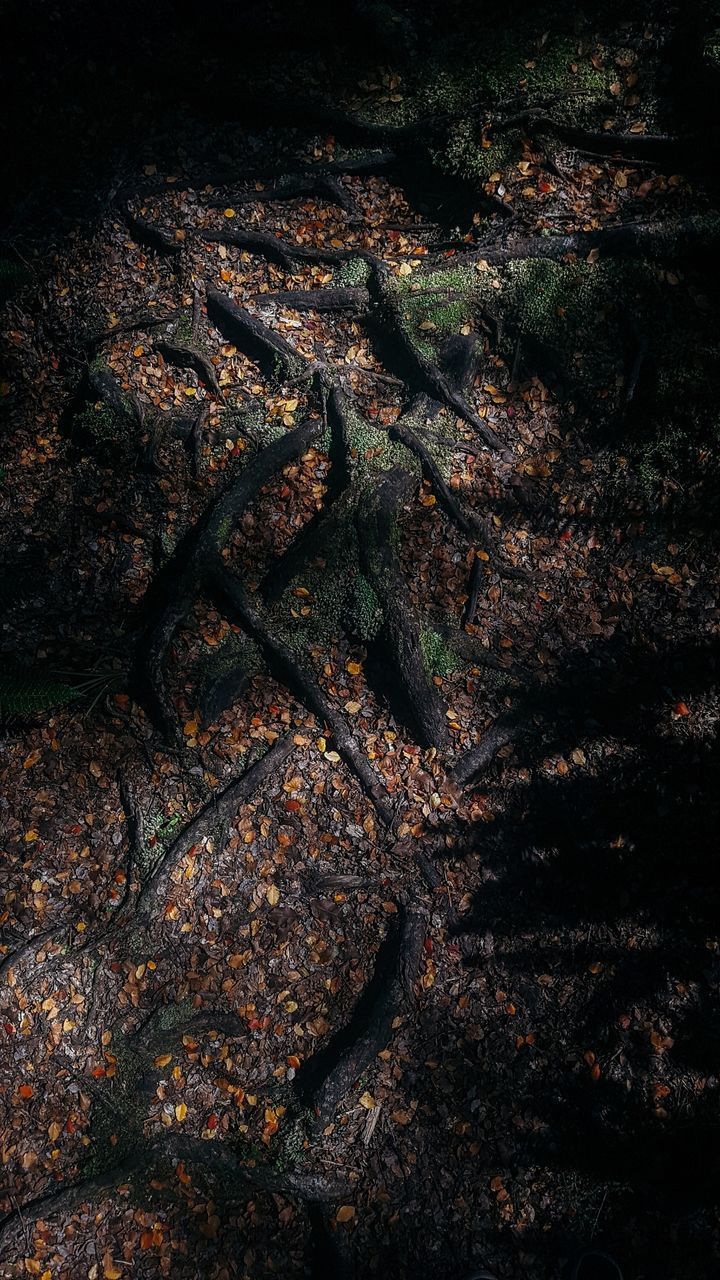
[118,201,182,256]
[155,338,221,395]
[252,286,371,314]
[357,467,450,750]
[206,288,313,383]
[294,906,426,1128]
[209,173,360,216]
[137,736,293,913]
[260,501,347,604]
[207,560,395,823]
[450,712,519,786]
[491,112,686,164]
[138,418,321,740]
[461,216,717,268]
[201,227,378,270]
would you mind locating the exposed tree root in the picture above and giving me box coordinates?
[0,925,64,983]
[461,216,717,268]
[201,226,379,270]
[138,418,321,741]
[207,559,395,823]
[137,736,294,913]
[209,173,360,216]
[367,268,503,450]
[118,201,182,256]
[390,412,525,580]
[357,466,450,750]
[251,286,371,314]
[260,501,348,604]
[450,711,519,786]
[88,308,180,347]
[155,337,221,395]
[206,288,313,383]
[491,111,686,163]
[294,906,426,1127]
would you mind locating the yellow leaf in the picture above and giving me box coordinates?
[346,661,362,675]
[47,1121,62,1142]
[133,345,144,358]
[336,1205,356,1223]
[398,262,412,276]
[154,1054,172,1068]
[359,1091,376,1109]
[344,701,361,714]
[266,884,280,906]
[224,208,236,218]
[175,1103,187,1122]
[24,830,39,843]
[184,386,196,397]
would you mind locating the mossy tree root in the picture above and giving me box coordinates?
[367,266,503,450]
[356,466,450,751]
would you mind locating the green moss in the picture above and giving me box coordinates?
[335,258,372,287]
[351,572,382,640]
[420,628,458,677]
[75,402,128,447]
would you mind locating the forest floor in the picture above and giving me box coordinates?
[1,6,720,1279]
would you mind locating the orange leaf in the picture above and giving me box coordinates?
[336,1205,356,1223]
